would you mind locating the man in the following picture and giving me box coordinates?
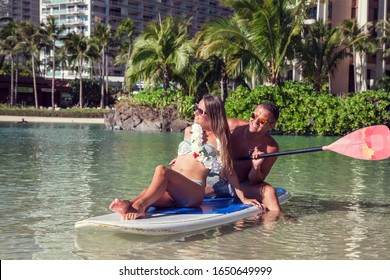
[205,102,281,213]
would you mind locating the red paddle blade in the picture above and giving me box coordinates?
[323,125,390,160]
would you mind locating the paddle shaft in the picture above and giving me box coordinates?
[237,146,324,160]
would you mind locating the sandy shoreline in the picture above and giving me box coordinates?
[0,115,105,124]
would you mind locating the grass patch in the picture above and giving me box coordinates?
[0,107,108,118]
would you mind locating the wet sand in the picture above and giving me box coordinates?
[0,115,104,124]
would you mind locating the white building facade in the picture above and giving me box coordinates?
[39,0,232,80]
[303,0,389,93]
[0,0,40,24]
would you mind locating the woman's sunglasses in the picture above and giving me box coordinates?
[194,104,207,116]
[250,112,268,125]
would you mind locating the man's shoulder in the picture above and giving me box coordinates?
[228,118,248,132]
[265,133,279,152]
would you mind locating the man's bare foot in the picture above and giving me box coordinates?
[109,198,131,215]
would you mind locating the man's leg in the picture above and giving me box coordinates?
[205,172,234,198]
[241,182,281,213]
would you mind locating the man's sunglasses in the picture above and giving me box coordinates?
[250,112,268,125]
[194,104,207,116]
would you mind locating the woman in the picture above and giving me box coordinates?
[109,95,261,220]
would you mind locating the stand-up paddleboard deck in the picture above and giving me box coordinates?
[75,187,289,236]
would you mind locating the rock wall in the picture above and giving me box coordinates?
[104,104,190,132]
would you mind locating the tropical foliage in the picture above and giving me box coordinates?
[0,0,388,137]
[114,18,136,91]
[14,21,46,108]
[195,0,308,100]
[41,15,65,109]
[297,20,351,92]
[62,32,98,108]
[117,81,389,135]
[125,16,195,92]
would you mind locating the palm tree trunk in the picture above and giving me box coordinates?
[79,60,83,108]
[220,61,228,102]
[14,62,19,103]
[359,52,367,91]
[163,69,169,91]
[10,58,14,107]
[353,46,358,93]
[105,53,109,107]
[52,45,56,109]
[123,44,132,90]
[316,69,322,93]
[100,50,105,109]
[32,56,39,109]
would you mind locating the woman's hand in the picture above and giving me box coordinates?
[242,198,264,209]
[169,158,176,167]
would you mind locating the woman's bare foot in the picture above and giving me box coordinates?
[109,198,131,215]
[122,199,147,220]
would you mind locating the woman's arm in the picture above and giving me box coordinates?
[223,169,262,207]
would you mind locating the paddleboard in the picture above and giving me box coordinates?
[75,187,289,236]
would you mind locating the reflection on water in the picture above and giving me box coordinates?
[0,123,389,260]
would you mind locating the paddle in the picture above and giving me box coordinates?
[237,125,390,161]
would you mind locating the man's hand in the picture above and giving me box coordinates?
[241,198,264,209]
[251,147,265,170]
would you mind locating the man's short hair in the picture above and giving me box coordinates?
[259,102,279,122]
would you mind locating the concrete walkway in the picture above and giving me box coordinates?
[0,115,105,124]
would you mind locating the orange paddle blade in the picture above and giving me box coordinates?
[323,125,390,160]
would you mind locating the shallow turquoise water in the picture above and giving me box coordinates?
[0,122,389,260]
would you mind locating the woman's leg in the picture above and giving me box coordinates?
[121,165,205,220]
[109,189,147,215]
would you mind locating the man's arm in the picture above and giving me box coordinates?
[247,138,279,184]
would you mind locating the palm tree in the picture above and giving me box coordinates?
[56,46,69,80]
[93,23,115,108]
[196,0,307,100]
[298,21,351,92]
[340,19,377,92]
[195,15,260,100]
[375,17,390,80]
[0,21,19,107]
[41,15,66,109]
[63,32,98,108]
[115,18,135,91]
[15,21,45,109]
[126,16,194,91]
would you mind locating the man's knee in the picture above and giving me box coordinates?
[261,184,276,197]
[261,185,281,212]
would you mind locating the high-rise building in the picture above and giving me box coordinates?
[41,0,231,36]
[0,0,40,24]
[39,0,232,79]
[295,0,389,94]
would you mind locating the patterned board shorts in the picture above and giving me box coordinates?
[206,172,236,197]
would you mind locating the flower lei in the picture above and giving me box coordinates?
[191,123,222,171]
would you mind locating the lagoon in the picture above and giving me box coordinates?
[0,122,389,260]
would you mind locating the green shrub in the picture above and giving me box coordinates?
[117,89,195,120]
[0,107,108,118]
[225,82,389,135]
[107,82,389,135]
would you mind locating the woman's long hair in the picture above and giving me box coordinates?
[202,95,234,173]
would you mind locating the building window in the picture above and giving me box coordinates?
[351,8,356,19]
